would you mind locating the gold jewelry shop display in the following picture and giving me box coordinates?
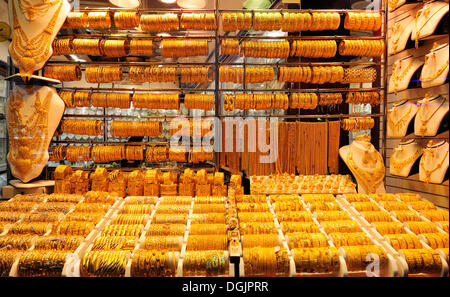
[414,95,449,137]
[9,0,70,79]
[419,140,449,184]
[389,139,423,177]
[339,134,385,194]
[412,1,449,44]
[387,100,418,137]
[6,86,64,182]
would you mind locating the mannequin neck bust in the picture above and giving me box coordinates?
[415,94,449,136]
[419,140,449,184]
[387,100,418,137]
[389,56,425,93]
[413,0,449,41]
[389,14,413,55]
[390,139,423,177]
[420,42,449,88]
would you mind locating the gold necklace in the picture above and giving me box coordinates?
[7,88,52,178]
[415,3,447,47]
[346,149,385,194]
[391,22,402,53]
[392,60,413,92]
[11,0,63,77]
[390,147,422,171]
[18,0,60,22]
[417,97,444,135]
[420,148,449,183]
[420,50,449,81]
[388,104,412,132]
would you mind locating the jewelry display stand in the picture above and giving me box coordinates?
[420,42,449,88]
[414,95,449,136]
[388,56,425,93]
[387,99,418,137]
[6,85,65,183]
[389,139,423,177]
[411,0,449,41]
[8,0,70,78]
[388,14,414,55]
[419,140,449,184]
[339,135,386,194]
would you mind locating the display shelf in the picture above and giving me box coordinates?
[219,35,384,40]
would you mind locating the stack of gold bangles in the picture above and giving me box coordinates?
[342,245,388,271]
[253,12,283,31]
[61,119,103,136]
[276,211,313,222]
[101,39,130,57]
[18,251,69,277]
[343,194,370,203]
[184,94,215,110]
[191,213,226,224]
[345,91,382,105]
[92,236,136,251]
[9,222,50,235]
[120,204,153,215]
[58,91,75,108]
[91,92,131,108]
[291,40,337,58]
[289,93,318,109]
[287,232,328,248]
[380,201,409,211]
[168,147,187,162]
[146,146,168,162]
[242,234,280,248]
[65,146,91,162]
[0,235,34,250]
[341,118,375,132]
[62,12,88,29]
[87,12,111,29]
[392,211,421,222]
[55,222,95,236]
[278,66,344,83]
[43,65,82,81]
[129,40,154,56]
[373,222,406,235]
[221,12,252,31]
[161,40,209,57]
[146,224,186,236]
[408,201,436,211]
[293,247,340,273]
[339,40,385,56]
[282,12,339,31]
[330,232,372,247]
[128,66,177,83]
[344,12,382,31]
[352,202,380,211]
[180,13,216,30]
[113,11,139,29]
[241,41,290,58]
[186,235,228,251]
[140,13,179,31]
[85,67,123,83]
[183,250,227,276]
[102,224,143,237]
[419,210,449,222]
[71,38,102,56]
[421,233,449,249]
[320,220,361,233]
[318,93,343,106]
[81,251,129,277]
[34,236,84,251]
[361,211,393,222]
[243,247,290,276]
[221,39,239,56]
[52,38,72,56]
[49,146,66,161]
[399,249,442,274]
[281,222,320,233]
[189,223,227,235]
[239,222,277,234]
[315,211,351,222]
[131,250,176,276]
[180,67,212,84]
[405,222,438,234]
[125,146,144,161]
[188,148,214,163]
[132,93,179,109]
[91,145,125,163]
[386,234,423,250]
[142,236,181,251]
[110,120,161,137]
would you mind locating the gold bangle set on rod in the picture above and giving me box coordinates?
[341,118,375,132]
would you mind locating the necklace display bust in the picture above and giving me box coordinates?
[420,43,449,88]
[388,56,425,93]
[6,85,65,183]
[387,99,418,137]
[419,140,449,184]
[339,134,386,194]
[414,94,449,136]
[390,139,423,177]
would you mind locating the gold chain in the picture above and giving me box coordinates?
[392,60,413,93]
[417,97,444,135]
[415,4,447,48]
